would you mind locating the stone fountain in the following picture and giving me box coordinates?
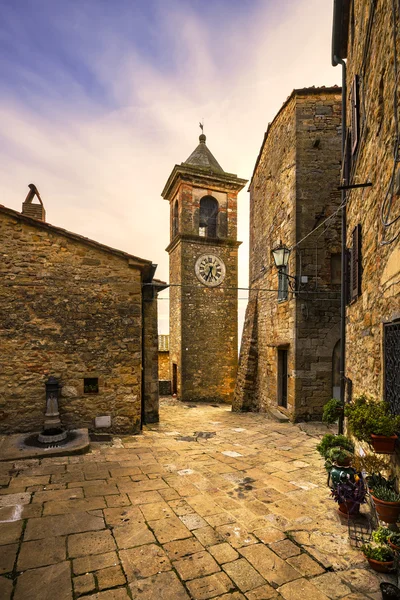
[37,376,68,444]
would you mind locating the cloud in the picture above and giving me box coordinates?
[0,0,340,335]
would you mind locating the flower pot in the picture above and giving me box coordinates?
[371,434,397,454]
[364,556,394,573]
[380,582,400,599]
[371,495,400,524]
[338,501,360,518]
[388,537,400,553]
[329,465,356,488]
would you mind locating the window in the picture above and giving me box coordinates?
[384,321,400,415]
[278,349,288,408]
[172,200,179,238]
[199,196,218,238]
[350,224,362,302]
[84,378,99,394]
[278,267,288,301]
[330,254,341,284]
[351,75,360,155]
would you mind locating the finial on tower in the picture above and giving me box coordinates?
[199,120,206,143]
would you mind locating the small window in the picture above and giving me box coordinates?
[331,254,341,284]
[351,75,360,155]
[278,267,288,302]
[172,200,179,238]
[278,349,288,408]
[84,378,99,394]
[199,196,218,237]
[350,224,362,302]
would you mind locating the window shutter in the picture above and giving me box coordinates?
[350,224,362,301]
[351,75,360,155]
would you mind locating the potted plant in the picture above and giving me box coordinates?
[326,447,355,488]
[344,394,400,454]
[331,473,366,518]
[371,525,391,544]
[371,485,400,524]
[361,543,395,573]
[366,473,396,495]
[380,582,400,600]
[322,398,344,424]
[316,433,354,458]
[388,532,400,553]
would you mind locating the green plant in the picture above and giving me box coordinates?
[361,543,394,562]
[327,447,353,465]
[331,474,366,506]
[344,394,400,442]
[372,526,391,544]
[367,473,396,491]
[389,533,400,547]
[372,485,400,502]
[316,434,354,459]
[322,398,344,424]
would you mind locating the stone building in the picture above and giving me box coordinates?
[332,1,400,409]
[233,87,343,421]
[158,334,171,395]
[0,192,164,434]
[162,133,247,403]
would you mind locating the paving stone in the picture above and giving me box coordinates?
[277,578,330,600]
[14,561,72,600]
[240,544,300,587]
[179,513,208,530]
[193,525,225,547]
[173,550,220,581]
[120,544,171,581]
[83,589,130,600]
[0,543,17,574]
[209,542,239,564]
[129,570,190,599]
[0,521,22,545]
[73,551,120,575]
[217,524,257,548]
[217,593,246,600]
[310,572,351,599]
[24,512,104,540]
[32,488,84,503]
[335,569,381,595]
[245,583,280,599]
[168,498,196,516]
[186,494,222,516]
[18,536,67,570]
[163,537,205,560]
[113,521,155,549]
[84,483,119,497]
[128,490,163,505]
[286,553,325,577]
[149,515,191,543]
[0,493,31,507]
[43,497,106,516]
[253,527,287,544]
[140,501,174,520]
[269,540,301,559]
[103,505,143,527]
[205,512,237,527]
[68,530,116,558]
[96,565,126,590]
[222,558,266,592]
[105,493,130,507]
[186,571,236,599]
[73,573,96,597]
[0,575,13,600]
[159,488,180,501]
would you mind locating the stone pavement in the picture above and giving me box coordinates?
[0,399,395,600]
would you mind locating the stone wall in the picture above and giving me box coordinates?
[234,88,342,420]
[0,209,146,434]
[344,0,400,402]
[158,352,170,381]
[143,287,160,424]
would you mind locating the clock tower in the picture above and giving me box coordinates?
[162,133,247,403]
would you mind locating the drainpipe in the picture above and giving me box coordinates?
[333,55,347,435]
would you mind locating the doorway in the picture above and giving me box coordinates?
[277,349,288,408]
[172,363,178,395]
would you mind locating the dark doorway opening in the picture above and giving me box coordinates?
[172,363,178,395]
[278,349,288,408]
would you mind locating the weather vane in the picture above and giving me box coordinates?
[199,119,204,133]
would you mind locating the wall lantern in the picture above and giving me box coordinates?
[271,244,291,270]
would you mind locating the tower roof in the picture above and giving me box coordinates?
[183,134,224,174]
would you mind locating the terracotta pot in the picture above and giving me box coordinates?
[380,582,400,599]
[388,537,400,553]
[338,501,360,518]
[364,556,394,573]
[370,434,397,454]
[371,495,400,524]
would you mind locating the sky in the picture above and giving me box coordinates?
[0,0,340,336]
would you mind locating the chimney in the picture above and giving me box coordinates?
[22,184,46,222]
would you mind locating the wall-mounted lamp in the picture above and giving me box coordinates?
[271,243,298,293]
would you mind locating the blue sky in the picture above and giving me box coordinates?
[0,0,340,334]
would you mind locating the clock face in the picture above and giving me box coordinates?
[195,254,226,287]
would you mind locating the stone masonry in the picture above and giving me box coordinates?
[334,0,400,406]
[234,88,342,421]
[0,204,161,434]
[163,135,247,404]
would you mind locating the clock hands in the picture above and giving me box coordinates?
[205,265,213,281]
